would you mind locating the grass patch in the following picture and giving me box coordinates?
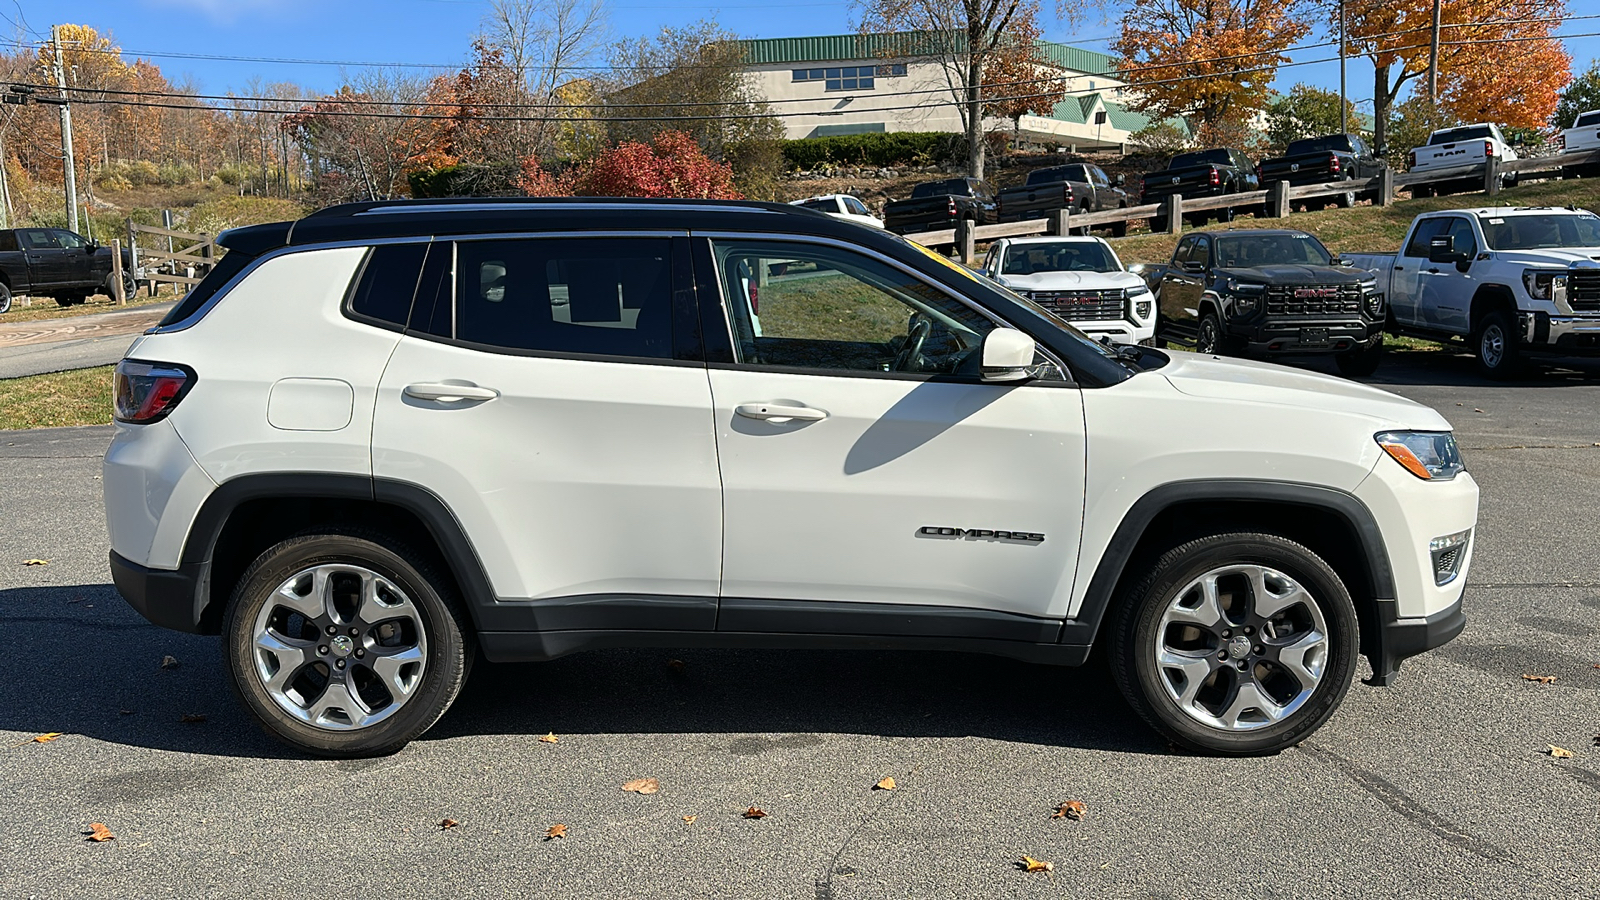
[1,292,172,324]
[0,366,114,430]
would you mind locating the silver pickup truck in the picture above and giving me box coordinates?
[1344,207,1600,377]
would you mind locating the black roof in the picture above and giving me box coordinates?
[217,197,854,255]
[1189,228,1318,239]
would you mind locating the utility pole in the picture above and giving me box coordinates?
[1339,0,1348,134]
[51,25,79,233]
[1428,0,1442,106]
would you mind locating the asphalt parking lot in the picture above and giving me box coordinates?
[2,349,1598,899]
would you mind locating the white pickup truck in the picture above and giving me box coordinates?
[1344,207,1600,376]
[1407,123,1519,197]
[979,235,1156,345]
[1560,110,1600,176]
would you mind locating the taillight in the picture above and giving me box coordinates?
[1063,185,1073,205]
[1408,151,1417,168]
[1559,134,1566,150]
[1209,168,1220,186]
[749,284,759,316]
[1484,140,1495,157]
[947,198,957,218]
[1329,154,1341,173]
[113,359,193,424]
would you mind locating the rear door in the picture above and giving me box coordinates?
[371,234,724,629]
[699,235,1085,627]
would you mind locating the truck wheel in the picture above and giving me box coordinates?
[1110,210,1129,238]
[222,530,473,758]
[1151,214,1170,234]
[1334,335,1384,378]
[1412,184,1433,199]
[1473,310,1523,379]
[1109,532,1360,755]
[1336,177,1359,208]
[1196,312,1228,356]
[0,283,10,314]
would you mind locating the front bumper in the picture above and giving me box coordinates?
[1232,318,1382,355]
[110,550,210,634]
[1366,594,1466,686]
[1521,312,1600,353]
[1076,320,1156,345]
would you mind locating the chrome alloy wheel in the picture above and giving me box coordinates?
[251,564,428,731]
[1153,564,1330,731]
[1480,323,1506,369]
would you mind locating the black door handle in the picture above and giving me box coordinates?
[1426,267,1441,274]
[1393,265,1404,271]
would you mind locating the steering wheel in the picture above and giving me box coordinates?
[893,315,933,372]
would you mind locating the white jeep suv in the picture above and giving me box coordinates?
[105,198,1478,758]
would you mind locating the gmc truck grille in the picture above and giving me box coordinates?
[1569,271,1600,311]
[1264,284,1363,317]
[1030,288,1127,321]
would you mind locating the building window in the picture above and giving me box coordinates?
[793,65,886,91]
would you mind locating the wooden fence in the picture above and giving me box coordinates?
[905,148,1600,261]
[125,216,216,296]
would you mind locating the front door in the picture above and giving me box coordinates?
[1418,216,1479,335]
[371,235,723,624]
[18,228,69,290]
[699,236,1086,624]
[1158,234,1207,341]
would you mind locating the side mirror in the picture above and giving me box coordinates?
[1428,234,1458,264]
[981,329,1036,383]
[1114,174,1127,186]
[1182,260,1206,274]
[1334,256,1354,267]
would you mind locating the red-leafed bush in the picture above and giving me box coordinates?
[518,131,742,199]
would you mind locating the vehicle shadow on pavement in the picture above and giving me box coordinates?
[1286,349,1600,388]
[0,583,1163,757]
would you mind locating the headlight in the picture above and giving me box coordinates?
[1128,285,1152,320]
[1522,269,1567,301]
[1375,431,1465,480]
[1363,290,1385,317]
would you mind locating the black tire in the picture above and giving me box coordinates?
[1334,335,1385,378]
[222,530,473,758]
[1472,309,1523,379]
[1110,209,1129,238]
[0,282,10,315]
[54,295,78,308]
[1412,183,1433,199]
[1336,176,1359,208]
[1109,532,1360,755]
[1151,214,1170,234]
[1196,311,1227,355]
[107,269,136,301]
[1217,204,1237,224]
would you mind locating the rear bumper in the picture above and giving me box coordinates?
[1366,595,1466,686]
[110,550,209,634]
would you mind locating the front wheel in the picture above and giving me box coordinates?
[1473,309,1523,379]
[222,530,473,757]
[1334,335,1385,378]
[1196,312,1227,355]
[1110,533,1360,755]
[0,282,10,314]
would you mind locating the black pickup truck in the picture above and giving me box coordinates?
[1258,133,1385,210]
[882,178,997,235]
[1139,147,1260,230]
[995,163,1131,235]
[0,227,135,314]
[1148,227,1387,376]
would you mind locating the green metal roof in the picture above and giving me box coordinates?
[737,32,1116,75]
[1045,92,1190,135]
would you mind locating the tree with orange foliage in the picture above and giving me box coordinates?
[982,14,1069,139]
[1113,0,1309,144]
[1337,0,1568,157]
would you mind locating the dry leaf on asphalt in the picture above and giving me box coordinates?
[84,823,115,842]
[179,714,206,723]
[622,778,660,794]
[1549,745,1575,759]
[159,655,180,670]
[545,823,567,840]
[874,776,896,791]
[538,732,558,744]
[32,732,64,744]
[1052,800,1087,820]
[1018,856,1054,873]
[22,559,48,566]
[666,659,686,672]
[682,815,697,824]
[742,807,768,819]
[439,819,459,831]
[1522,674,1557,684]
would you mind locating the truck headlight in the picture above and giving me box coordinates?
[1522,269,1567,301]
[1375,431,1465,480]
[1363,290,1385,317]
[1129,285,1153,320]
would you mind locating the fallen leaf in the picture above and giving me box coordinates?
[85,823,115,842]
[1522,674,1557,684]
[1473,408,1484,413]
[545,823,567,840]
[179,714,206,723]
[742,806,768,819]
[159,656,180,670]
[682,815,698,824]
[1052,800,1087,820]
[22,559,48,566]
[874,776,896,791]
[118,710,133,716]
[622,777,660,795]
[666,659,686,672]
[538,732,558,744]
[1549,745,1574,759]
[439,818,459,831]
[1018,855,1054,874]
[32,732,64,744]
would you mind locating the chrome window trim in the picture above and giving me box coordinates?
[691,230,1073,382]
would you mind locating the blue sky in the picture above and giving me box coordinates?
[7,0,1598,122]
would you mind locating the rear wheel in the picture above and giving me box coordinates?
[222,530,473,757]
[1110,532,1359,755]
[0,282,10,314]
[1110,207,1129,238]
[54,294,86,308]
[1336,176,1359,208]
[1473,309,1523,379]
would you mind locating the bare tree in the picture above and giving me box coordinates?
[481,0,609,161]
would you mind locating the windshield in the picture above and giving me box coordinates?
[1577,112,1600,127]
[1171,149,1231,168]
[796,198,834,212]
[1480,214,1600,251]
[1430,125,1493,145]
[911,179,970,199]
[1001,241,1121,275]
[1214,233,1333,267]
[1286,136,1351,155]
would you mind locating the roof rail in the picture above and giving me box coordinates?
[303,196,801,219]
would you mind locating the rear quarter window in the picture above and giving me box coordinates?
[344,242,428,331]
